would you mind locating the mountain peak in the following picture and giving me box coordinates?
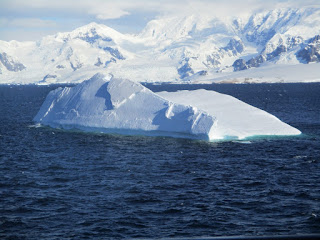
[74,22,109,32]
[72,22,123,36]
[52,22,126,44]
[1,7,320,84]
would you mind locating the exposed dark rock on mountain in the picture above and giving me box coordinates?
[267,45,287,60]
[178,60,194,79]
[223,39,244,55]
[41,74,57,82]
[233,59,248,71]
[206,55,221,67]
[103,47,125,60]
[77,28,112,43]
[70,62,83,71]
[197,70,208,76]
[0,52,26,72]
[246,55,266,68]
[297,35,320,63]
[105,57,116,67]
[94,58,103,67]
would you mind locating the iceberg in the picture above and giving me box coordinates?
[158,90,301,140]
[34,73,301,141]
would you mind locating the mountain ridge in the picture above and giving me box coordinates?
[1,6,320,84]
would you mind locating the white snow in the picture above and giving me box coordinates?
[158,90,301,140]
[34,74,215,140]
[195,63,320,84]
[34,73,301,141]
[1,7,320,85]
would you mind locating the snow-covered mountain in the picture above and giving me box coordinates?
[1,7,320,84]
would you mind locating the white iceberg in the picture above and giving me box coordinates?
[34,73,301,141]
[158,90,301,140]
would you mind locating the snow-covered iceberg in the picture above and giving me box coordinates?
[34,73,301,141]
[158,90,301,140]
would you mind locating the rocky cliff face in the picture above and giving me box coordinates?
[0,52,26,72]
[230,7,320,72]
[297,35,320,63]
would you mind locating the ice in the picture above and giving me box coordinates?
[1,7,320,85]
[158,90,301,140]
[34,73,301,141]
[34,74,215,140]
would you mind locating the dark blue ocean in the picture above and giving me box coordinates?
[0,83,319,239]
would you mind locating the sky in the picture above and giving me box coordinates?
[0,0,318,41]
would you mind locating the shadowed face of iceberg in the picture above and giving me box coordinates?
[153,107,196,131]
[95,82,113,110]
[152,103,214,139]
[33,74,215,140]
[33,73,301,141]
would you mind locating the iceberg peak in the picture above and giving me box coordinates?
[34,73,301,141]
[34,74,216,140]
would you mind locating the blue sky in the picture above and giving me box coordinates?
[0,0,318,41]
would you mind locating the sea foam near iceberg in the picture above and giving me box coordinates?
[33,73,301,141]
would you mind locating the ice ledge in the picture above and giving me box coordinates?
[34,73,301,141]
[158,89,301,140]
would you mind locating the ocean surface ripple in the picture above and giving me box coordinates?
[0,83,319,239]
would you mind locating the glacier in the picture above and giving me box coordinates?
[34,73,301,141]
[1,7,320,84]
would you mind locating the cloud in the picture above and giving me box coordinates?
[8,18,57,28]
[0,18,9,27]
[0,0,133,19]
[87,2,131,20]
[149,0,320,19]
[0,17,61,41]
[1,0,318,20]
[0,29,57,42]
[0,0,319,41]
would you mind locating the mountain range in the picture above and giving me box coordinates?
[1,6,320,84]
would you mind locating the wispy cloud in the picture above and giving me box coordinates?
[0,0,319,41]
[3,0,317,20]
[4,18,57,28]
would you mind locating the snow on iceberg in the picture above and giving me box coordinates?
[34,73,301,141]
[158,90,301,140]
[34,74,215,140]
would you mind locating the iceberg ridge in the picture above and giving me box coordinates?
[34,74,216,140]
[34,73,301,141]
